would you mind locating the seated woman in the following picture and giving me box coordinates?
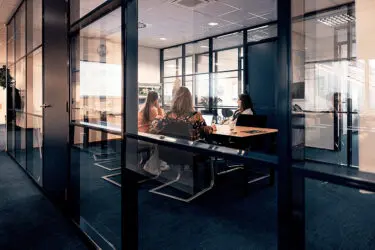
[150,87,216,141]
[138,91,168,175]
[231,94,254,123]
[138,91,164,133]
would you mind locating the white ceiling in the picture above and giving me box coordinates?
[0,0,22,65]
[139,0,277,48]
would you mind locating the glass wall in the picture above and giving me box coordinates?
[6,0,43,183]
[6,20,15,156]
[69,3,122,249]
[292,0,375,249]
[133,0,279,249]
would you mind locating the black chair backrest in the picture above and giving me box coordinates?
[158,120,194,166]
[159,120,191,140]
[222,108,234,118]
[236,114,267,128]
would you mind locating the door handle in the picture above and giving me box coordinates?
[40,104,52,108]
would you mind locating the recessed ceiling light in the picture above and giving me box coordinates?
[208,22,218,26]
[160,37,167,41]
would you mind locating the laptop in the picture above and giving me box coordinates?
[202,115,214,125]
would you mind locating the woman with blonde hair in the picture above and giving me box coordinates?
[150,87,215,140]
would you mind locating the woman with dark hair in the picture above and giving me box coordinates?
[138,91,164,133]
[232,94,254,122]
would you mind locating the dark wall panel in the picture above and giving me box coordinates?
[42,0,69,203]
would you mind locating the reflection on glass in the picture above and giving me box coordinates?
[70,0,108,24]
[26,48,43,183]
[15,3,25,61]
[26,0,42,53]
[291,1,375,176]
[7,20,15,65]
[15,58,26,168]
[71,8,122,131]
[27,115,43,184]
[6,65,15,157]
[247,25,277,43]
[15,111,26,168]
[70,126,121,249]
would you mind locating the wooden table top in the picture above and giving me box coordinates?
[213,125,278,138]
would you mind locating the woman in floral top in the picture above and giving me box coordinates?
[150,87,216,141]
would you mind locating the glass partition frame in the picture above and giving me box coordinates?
[6,0,43,183]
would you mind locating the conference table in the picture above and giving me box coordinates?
[213,125,278,138]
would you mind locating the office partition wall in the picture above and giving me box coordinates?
[69,1,123,248]
[6,0,43,185]
[291,0,375,249]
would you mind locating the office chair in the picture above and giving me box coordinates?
[236,114,267,128]
[221,108,234,119]
[149,121,215,202]
[226,114,274,193]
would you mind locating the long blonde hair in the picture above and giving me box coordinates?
[171,87,194,116]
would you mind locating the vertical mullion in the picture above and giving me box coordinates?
[277,0,305,250]
[243,29,249,94]
[208,38,213,112]
[182,44,186,86]
[160,49,164,106]
[238,46,242,95]
[123,0,139,249]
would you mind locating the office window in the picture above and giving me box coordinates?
[213,33,243,107]
[164,59,182,77]
[26,0,42,53]
[196,53,209,73]
[70,0,109,24]
[213,71,240,107]
[163,46,182,60]
[70,8,122,130]
[247,25,278,43]
[216,48,238,72]
[185,56,193,75]
[15,3,26,61]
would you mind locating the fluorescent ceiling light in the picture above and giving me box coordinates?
[200,45,209,48]
[248,25,269,32]
[208,22,218,26]
[159,37,167,41]
[317,13,355,27]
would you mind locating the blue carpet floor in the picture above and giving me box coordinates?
[4,142,375,249]
[0,153,88,250]
[76,142,375,250]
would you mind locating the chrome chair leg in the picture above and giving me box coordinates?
[149,160,215,203]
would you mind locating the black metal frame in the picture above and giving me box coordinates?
[160,24,278,110]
